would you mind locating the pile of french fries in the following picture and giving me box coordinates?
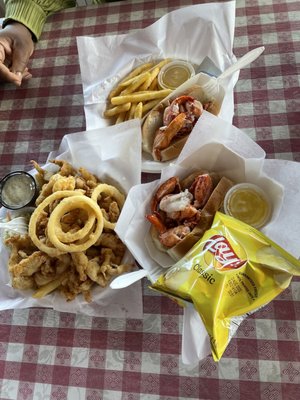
[104,59,173,124]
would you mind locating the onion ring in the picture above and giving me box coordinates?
[29,190,84,257]
[47,196,104,252]
[91,183,125,229]
[54,207,96,243]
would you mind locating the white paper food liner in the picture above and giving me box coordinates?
[116,112,300,363]
[0,119,144,319]
[76,1,238,172]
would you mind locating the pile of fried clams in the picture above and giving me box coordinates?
[5,160,132,302]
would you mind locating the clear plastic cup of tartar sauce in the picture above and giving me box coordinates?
[0,171,37,210]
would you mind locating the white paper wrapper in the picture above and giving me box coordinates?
[76,1,238,172]
[116,111,300,363]
[0,119,144,319]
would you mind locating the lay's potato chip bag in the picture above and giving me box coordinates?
[151,212,300,361]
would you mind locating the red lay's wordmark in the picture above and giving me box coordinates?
[203,234,247,271]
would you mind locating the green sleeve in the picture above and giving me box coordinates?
[3,0,76,41]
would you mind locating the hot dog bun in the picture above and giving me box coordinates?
[142,85,220,162]
[147,172,234,261]
[142,105,164,154]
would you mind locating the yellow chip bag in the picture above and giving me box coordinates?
[151,212,300,361]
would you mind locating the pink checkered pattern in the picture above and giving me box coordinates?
[0,1,299,399]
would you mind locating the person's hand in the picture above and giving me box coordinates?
[0,21,34,86]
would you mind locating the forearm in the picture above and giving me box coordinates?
[3,0,76,41]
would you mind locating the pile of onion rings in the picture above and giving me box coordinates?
[29,191,105,255]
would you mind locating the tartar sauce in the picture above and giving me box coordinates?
[0,172,37,209]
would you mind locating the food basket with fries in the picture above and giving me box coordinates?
[0,120,143,319]
[77,2,238,172]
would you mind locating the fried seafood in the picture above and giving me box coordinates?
[4,161,132,301]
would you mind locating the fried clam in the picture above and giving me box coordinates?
[5,235,41,290]
[34,254,71,287]
[59,268,94,302]
[5,235,39,274]
[86,248,132,287]
[95,232,126,263]
[71,252,89,282]
[31,159,102,201]
[5,234,70,291]
[91,184,125,230]
[50,160,76,176]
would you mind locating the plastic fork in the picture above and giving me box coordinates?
[201,46,265,97]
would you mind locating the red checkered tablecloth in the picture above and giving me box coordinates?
[0,1,299,399]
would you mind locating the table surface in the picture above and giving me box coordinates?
[0,0,299,399]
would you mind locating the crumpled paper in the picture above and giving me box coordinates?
[0,119,144,319]
[76,1,238,171]
[116,111,300,364]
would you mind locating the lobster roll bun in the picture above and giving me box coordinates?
[142,85,221,162]
[146,170,234,261]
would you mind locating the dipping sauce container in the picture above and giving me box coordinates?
[0,171,37,210]
[224,183,272,229]
[158,60,195,90]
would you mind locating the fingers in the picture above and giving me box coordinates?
[10,44,31,76]
[0,38,32,85]
[0,62,22,86]
[0,22,34,86]
[0,63,32,86]
[22,68,32,81]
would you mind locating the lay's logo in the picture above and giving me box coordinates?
[203,235,246,271]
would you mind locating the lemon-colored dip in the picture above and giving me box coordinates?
[224,184,271,229]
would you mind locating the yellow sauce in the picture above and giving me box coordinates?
[159,61,195,90]
[225,184,271,229]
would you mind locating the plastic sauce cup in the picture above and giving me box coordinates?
[158,60,195,90]
[224,183,272,229]
[0,171,37,210]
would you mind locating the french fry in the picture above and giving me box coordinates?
[150,58,172,71]
[108,85,124,100]
[32,272,68,298]
[115,111,127,124]
[105,59,173,122]
[108,63,154,99]
[142,98,161,115]
[120,60,169,88]
[149,76,158,91]
[119,70,150,88]
[128,103,137,120]
[134,102,143,119]
[139,67,160,91]
[111,89,172,105]
[103,102,131,117]
[120,62,153,83]
[121,72,151,95]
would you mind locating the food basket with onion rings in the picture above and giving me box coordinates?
[0,120,143,319]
